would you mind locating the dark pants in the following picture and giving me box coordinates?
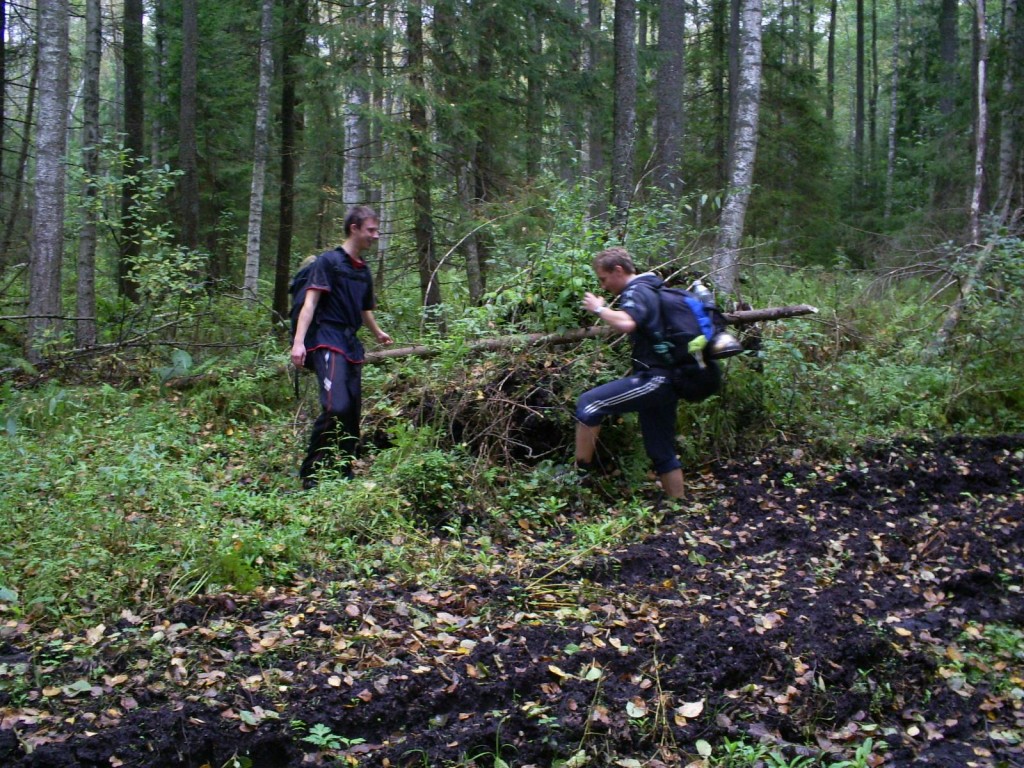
[575,370,682,474]
[300,349,362,482]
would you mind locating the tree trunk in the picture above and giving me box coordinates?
[826,0,836,122]
[712,0,763,297]
[807,0,815,70]
[610,0,637,232]
[526,10,544,180]
[1,42,35,266]
[343,84,368,206]
[855,0,865,173]
[925,242,994,361]
[408,0,442,314]
[120,0,145,302]
[969,0,988,244]
[728,0,740,177]
[343,1,370,207]
[557,0,583,184]
[151,0,167,164]
[711,0,727,190]
[586,0,606,218]
[0,0,6,219]
[26,0,69,363]
[654,0,685,196]
[243,0,275,301]
[933,0,960,208]
[996,0,1020,219]
[273,0,304,322]
[374,6,395,295]
[76,0,101,348]
[884,0,901,221]
[178,0,200,255]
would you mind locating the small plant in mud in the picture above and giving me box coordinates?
[829,737,884,767]
[298,722,366,751]
[938,621,1024,696]
[694,736,819,767]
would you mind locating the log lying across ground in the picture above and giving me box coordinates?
[152,303,818,388]
[364,303,819,364]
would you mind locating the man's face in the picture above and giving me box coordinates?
[595,266,629,296]
[350,219,380,253]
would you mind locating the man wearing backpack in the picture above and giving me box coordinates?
[575,247,720,499]
[290,205,393,489]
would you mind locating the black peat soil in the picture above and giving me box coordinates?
[1,434,1022,768]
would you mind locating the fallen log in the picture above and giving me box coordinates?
[158,303,818,388]
[364,303,819,364]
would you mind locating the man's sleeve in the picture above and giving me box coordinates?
[307,253,333,293]
[620,284,653,326]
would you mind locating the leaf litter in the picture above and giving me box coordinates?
[0,434,1021,767]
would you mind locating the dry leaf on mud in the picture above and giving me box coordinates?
[674,699,705,725]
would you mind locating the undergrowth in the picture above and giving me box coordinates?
[2,189,1022,633]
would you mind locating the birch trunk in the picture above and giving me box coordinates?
[712,0,762,296]
[243,0,275,301]
[884,0,901,221]
[969,0,988,244]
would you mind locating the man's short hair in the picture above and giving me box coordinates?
[593,247,636,275]
[343,205,379,236]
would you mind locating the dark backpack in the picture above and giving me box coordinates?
[289,255,323,370]
[649,284,729,369]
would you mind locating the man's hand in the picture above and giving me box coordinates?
[376,330,394,345]
[582,291,606,314]
[290,342,307,369]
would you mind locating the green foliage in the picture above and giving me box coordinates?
[943,235,1024,431]
[484,186,608,334]
[370,425,470,520]
[299,722,366,751]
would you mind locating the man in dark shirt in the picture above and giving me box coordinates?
[290,205,393,488]
[575,247,719,499]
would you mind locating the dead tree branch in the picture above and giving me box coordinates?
[365,304,819,364]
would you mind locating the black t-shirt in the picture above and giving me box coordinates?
[306,248,375,362]
[618,272,666,371]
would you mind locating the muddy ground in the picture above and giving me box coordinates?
[1,434,1022,767]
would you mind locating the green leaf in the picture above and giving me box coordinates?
[239,710,260,726]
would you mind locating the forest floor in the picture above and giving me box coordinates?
[1,434,1022,768]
